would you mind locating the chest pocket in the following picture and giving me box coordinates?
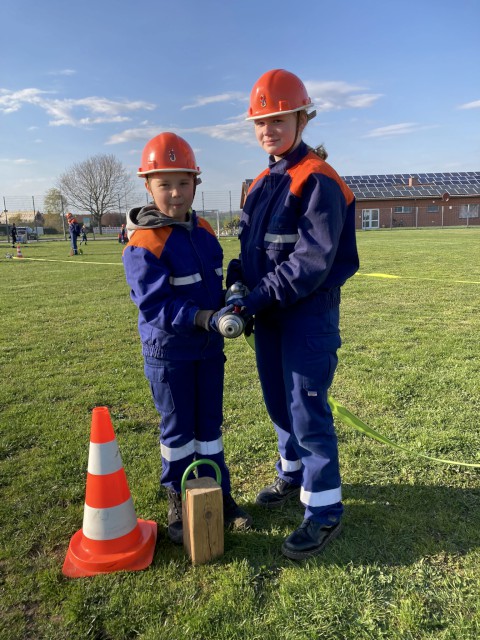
[263,203,299,252]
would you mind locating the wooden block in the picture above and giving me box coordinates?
[182,477,224,565]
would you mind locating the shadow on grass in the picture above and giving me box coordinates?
[150,481,479,570]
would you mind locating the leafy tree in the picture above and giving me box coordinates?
[57,154,135,234]
[44,188,67,216]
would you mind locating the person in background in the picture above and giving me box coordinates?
[120,223,127,244]
[80,225,88,246]
[227,69,359,560]
[66,213,81,255]
[122,132,252,544]
[11,223,17,247]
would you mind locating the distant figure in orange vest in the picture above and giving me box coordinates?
[66,213,81,255]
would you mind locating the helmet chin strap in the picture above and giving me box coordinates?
[276,109,316,159]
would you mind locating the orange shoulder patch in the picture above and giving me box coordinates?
[248,168,270,195]
[124,227,172,258]
[289,154,355,205]
[197,217,217,237]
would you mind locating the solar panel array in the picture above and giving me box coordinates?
[342,171,480,199]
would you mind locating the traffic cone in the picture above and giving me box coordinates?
[62,406,157,577]
[16,244,23,258]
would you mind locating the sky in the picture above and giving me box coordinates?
[1,0,479,213]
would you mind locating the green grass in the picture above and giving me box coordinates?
[1,229,479,639]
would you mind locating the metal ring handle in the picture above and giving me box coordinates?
[181,459,222,501]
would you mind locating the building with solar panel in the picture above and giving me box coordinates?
[344,172,480,230]
[241,171,480,230]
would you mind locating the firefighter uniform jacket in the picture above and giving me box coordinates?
[227,141,359,314]
[123,208,224,361]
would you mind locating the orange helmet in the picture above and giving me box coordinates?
[246,69,315,120]
[137,132,201,178]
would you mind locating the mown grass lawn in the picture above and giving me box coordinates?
[0,229,479,639]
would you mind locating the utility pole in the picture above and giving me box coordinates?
[32,195,38,240]
[60,194,67,240]
[3,196,8,242]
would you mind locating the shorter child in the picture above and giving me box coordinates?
[66,213,81,255]
[80,225,88,245]
[122,132,252,544]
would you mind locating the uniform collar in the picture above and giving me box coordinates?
[268,141,308,174]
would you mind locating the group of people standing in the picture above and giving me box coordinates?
[122,69,359,560]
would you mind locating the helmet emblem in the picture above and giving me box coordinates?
[260,94,267,108]
[169,149,176,162]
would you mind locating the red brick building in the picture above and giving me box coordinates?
[242,171,480,230]
[343,172,480,230]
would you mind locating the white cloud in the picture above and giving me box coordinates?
[0,87,155,126]
[182,92,247,110]
[47,69,77,76]
[458,99,480,110]
[0,157,35,165]
[188,120,254,145]
[106,126,171,145]
[106,114,255,147]
[179,82,381,114]
[304,80,382,112]
[364,122,424,138]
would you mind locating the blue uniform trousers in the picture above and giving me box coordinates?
[254,305,343,525]
[144,353,231,495]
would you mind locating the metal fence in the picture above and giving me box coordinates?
[1,189,243,217]
[2,192,479,235]
[358,203,480,230]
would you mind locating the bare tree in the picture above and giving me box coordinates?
[58,154,135,233]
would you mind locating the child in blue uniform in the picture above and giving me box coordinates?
[227,69,359,559]
[122,132,251,544]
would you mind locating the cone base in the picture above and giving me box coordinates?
[62,519,157,578]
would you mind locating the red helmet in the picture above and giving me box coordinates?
[246,69,314,120]
[137,132,201,178]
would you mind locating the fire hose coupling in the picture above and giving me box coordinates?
[217,305,245,338]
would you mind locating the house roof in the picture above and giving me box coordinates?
[343,171,480,200]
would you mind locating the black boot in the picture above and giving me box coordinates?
[223,494,252,530]
[281,519,342,560]
[167,489,183,545]
[255,477,301,508]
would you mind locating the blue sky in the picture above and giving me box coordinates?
[1,0,479,209]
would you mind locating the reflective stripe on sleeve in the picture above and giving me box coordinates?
[300,486,342,507]
[169,273,202,286]
[264,233,299,244]
[215,267,223,277]
[161,439,195,461]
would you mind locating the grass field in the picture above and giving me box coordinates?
[1,229,479,639]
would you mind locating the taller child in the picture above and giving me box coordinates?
[123,132,252,544]
[227,69,359,559]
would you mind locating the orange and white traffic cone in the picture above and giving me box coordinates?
[16,244,23,258]
[62,406,157,577]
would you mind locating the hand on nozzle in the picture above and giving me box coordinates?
[209,305,235,333]
[225,281,250,305]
